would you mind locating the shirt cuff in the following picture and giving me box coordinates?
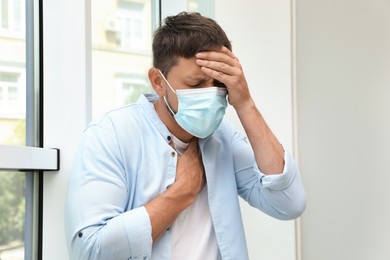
[121,206,153,257]
[258,148,297,191]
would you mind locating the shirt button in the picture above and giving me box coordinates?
[170,151,176,157]
[78,232,83,238]
[167,135,172,142]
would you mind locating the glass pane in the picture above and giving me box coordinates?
[0,171,25,260]
[188,0,199,12]
[91,0,154,118]
[0,0,26,259]
[1,0,9,29]
[0,0,25,37]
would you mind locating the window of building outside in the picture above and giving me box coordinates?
[0,0,26,259]
[0,0,25,38]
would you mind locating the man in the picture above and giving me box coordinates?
[65,12,306,260]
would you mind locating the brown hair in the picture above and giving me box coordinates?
[152,12,232,76]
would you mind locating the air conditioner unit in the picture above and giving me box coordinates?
[105,17,122,32]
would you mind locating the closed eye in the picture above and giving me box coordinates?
[187,79,208,88]
[188,82,203,88]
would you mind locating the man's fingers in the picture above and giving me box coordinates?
[196,59,235,76]
[196,49,236,67]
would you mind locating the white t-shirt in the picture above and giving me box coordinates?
[171,186,221,260]
[170,135,222,260]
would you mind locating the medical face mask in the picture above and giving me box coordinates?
[159,71,228,138]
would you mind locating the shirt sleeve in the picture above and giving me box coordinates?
[64,116,153,260]
[233,131,306,220]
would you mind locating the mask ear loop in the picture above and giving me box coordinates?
[163,96,176,116]
[159,70,177,116]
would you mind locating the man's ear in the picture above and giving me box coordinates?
[148,68,165,97]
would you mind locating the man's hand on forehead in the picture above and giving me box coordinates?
[195,47,251,109]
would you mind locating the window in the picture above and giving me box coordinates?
[116,75,150,106]
[99,1,150,53]
[0,0,25,38]
[0,70,25,118]
[91,0,155,118]
[188,0,199,11]
[0,0,43,259]
[117,1,147,51]
[0,171,25,260]
[0,2,26,259]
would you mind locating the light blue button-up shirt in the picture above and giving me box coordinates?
[64,94,306,260]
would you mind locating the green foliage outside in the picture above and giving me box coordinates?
[0,172,25,245]
[0,119,26,246]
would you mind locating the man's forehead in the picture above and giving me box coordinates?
[168,57,208,81]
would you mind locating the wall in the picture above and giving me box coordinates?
[216,1,297,259]
[296,0,390,259]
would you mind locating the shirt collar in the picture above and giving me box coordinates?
[138,93,172,144]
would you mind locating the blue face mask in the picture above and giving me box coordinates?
[159,71,228,138]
